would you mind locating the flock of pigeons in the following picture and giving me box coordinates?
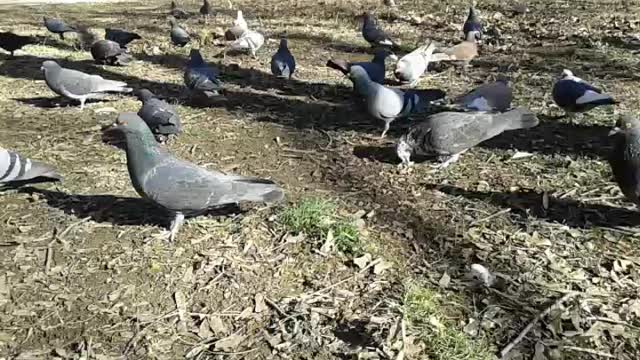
[0,0,637,241]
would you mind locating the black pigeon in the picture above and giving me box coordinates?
[200,0,212,19]
[609,115,640,207]
[0,32,36,56]
[462,4,482,41]
[169,17,190,47]
[361,12,398,48]
[170,1,190,19]
[135,89,182,143]
[43,16,76,40]
[105,28,141,48]
[91,40,132,66]
[184,49,222,95]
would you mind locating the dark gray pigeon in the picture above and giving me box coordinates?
[43,16,76,40]
[0,32,36,56]
[170,1,190,19]
[552,69,617,116]
[91,39,133,66]
[77,25,99,51]
[454,76,513,112]
[184,49,222,97]
[348,66,445,138]
[270,38,296,79]
[462,4,482,41]
[0,147,62,186]
[326,49,396,84]
[41,60,132,110]
[608,114,640,207]
[169,17,190,47]
[136,89,181,143]
[200,0,212,20]
[106,112,285,241]
[396,108,539,168]
[105,28,141,48]
[361,12,398,48]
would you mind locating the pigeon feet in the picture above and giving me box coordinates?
[168,212,185,242]
[431,152,464,170]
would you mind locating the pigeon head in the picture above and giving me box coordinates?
[135,88,155,102]
[279,38,288,49]
[495,74,511,84]
[113,112,154,137]
[236,10,244,21]
[189,49,205,65]
[171,1,177,9]
[348,65,371,82]
[560,69,574,79]
[40,60,60,73]
[610,114,640,136]
[396,135,415,165]
[168,16,178,26]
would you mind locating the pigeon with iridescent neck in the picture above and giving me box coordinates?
[552,69,617,116]
[361,12,398,48]
[462,3,482,41]
[271,38,296,79]
[0,147,62,186]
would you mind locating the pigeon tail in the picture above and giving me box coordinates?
[497,109,539,131]
[96,79,132,93]
[231,177,285,203]
[326,59,349,75]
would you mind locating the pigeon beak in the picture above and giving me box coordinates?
[608,127,621,136]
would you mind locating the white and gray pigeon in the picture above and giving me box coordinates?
[394,42,437,86]
[348,66,446,138]
[169,17,190,47]
[326,49,396,85]
[0,147,62,186]
[228,29,264,57]
[462,3,482,41]
[135,89,181,143]
[396,108,539,168]
[552,69,617,116]
[361,12,398,48]
[454,76,513,112]
[41,60,132,110]
[184,49,222,97]
[270,38,296,79]
[608,114,640,207]
[43,16,76,40]
[106,112,285,241]
[225,10,248,40]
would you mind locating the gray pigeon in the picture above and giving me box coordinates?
[608,114,640,207]
[396,108,539,168]
[169,17,190,47]
[552,69,617,116]
[454,76,513,112]
[394,42,437,86]
[41,60,132,110]
[105,28,141,48]
[43,16,76,40]
[136,89,181,143]
[91,39,133,66]
[0,147,62,186]
[270,38,296,79]
[184,49,222,97]
[361,12,398,48]
[106,112,285,241]
[326,49,396,84]
[348,66,446,138]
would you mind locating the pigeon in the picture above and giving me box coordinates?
[361,12,398,48]
[348,66,446,138]
[394,42,438,86]
[184,49,222,97]
[0,147,62,186]
[383,0,397,7]
[0,32,36,56]
[91,39,133,66]
[552,69,617,115]
[77,25,99,50]
[608,114,640,207]
[228,30,264,57]
[225,10,248,40]
[396,108,539,168]
[169,17,190,47]
[170,1,190,19]
[136,89,181,143]
[105,28,141,48]
[43,16,76,40]
[200,0,212,20]
[432,33,478,70]
[326,49,396,84]
[106,112,285,241]
[454,75,513,112]
[462,3,482,41]
[40,60,132,110]
[270,38,296,79]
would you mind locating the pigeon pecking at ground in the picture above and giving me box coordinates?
[394,42,438,86]
[91,39,133,66]
[105,112,285,242]
[348,66,446,138]
[462,3,482,41]
[0,147,62,186]
[105,28,141,49]
[40,60,132,110]
[270,38,296,79]
[0,32,37,57]
[361,12,399,48]
[43,16,77,40]
[608,114,640,207]
[170,1,190,19]
[431,32,479,71]
[184,49,223,99]
[169,17,190,47]
[225,10,248,40]
[135,89,182,143]
[454,75,513,112]
[396,108,539,168]
[326,49,396,85]
[552,69,617,117]
[228,30,264,58]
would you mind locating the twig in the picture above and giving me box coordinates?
[587,316,640,330]
[471,208,511,225]
[499,292,578,359]
[264,297,288,317]
[304,259,381,299]
[57,216,91,240]
[319,129,333,150]
[44,240,54,274]
[563,346,615,358]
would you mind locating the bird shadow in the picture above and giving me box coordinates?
[352,144,433,165]
[12,96,112,109]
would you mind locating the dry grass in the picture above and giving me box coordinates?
[1,0,640,359]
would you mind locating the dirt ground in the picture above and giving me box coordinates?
[1,0,640,359]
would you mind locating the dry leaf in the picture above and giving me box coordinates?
[254,293,267,313]
[353,253,372,269]
[214,334,245,352]
[373,260,392,275]
[438,272,451,288]
[209,316,228,336]
[174,291,188,332]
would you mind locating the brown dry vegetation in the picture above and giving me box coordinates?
[1,0,640,359]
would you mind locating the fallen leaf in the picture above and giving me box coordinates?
[353,253,372,269]
[197,318,214,339]
[438,272,451,288]
[209,316,228,336]
[254,293,267,313]
[373,260,392,275]
[214,334,245,352]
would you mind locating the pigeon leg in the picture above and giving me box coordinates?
[169,212,185,242]
[79,97,86,110]
[59,33,64,40]
[380,122,390,139]
[432,150,467,169]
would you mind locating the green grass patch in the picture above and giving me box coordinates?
[404,284,495,360]
[279,198,362,255]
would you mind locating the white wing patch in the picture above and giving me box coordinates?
[379,39,393,46]
[467,96,492,111]
[576,90,611,104]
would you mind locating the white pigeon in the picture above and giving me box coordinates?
[225,10,248,40]
[228,30,264,57]
[394,41,437,86]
